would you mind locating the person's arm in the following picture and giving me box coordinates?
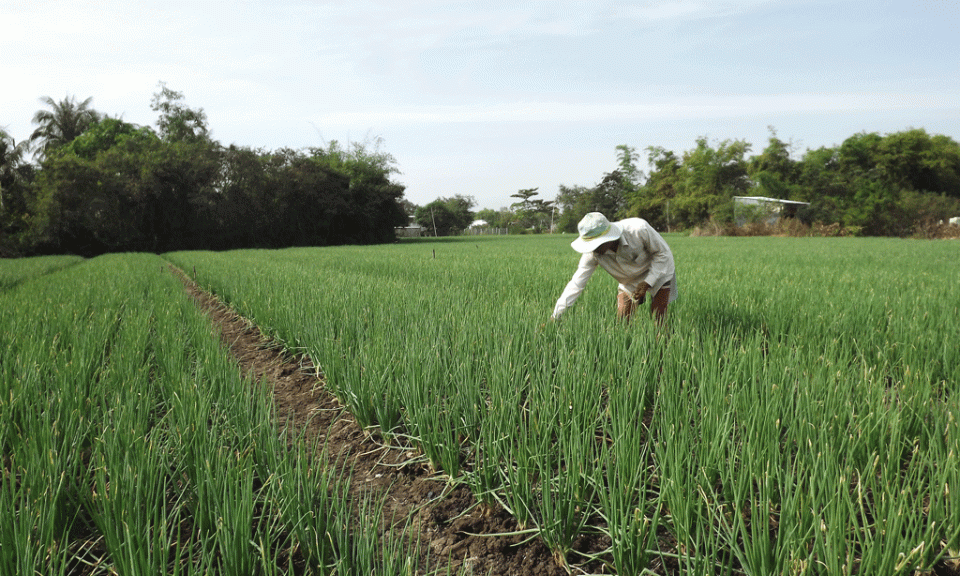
[551,253,597,319]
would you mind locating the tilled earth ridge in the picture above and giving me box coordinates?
[175,267,595,576]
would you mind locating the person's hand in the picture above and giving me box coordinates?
[633,281,650,304]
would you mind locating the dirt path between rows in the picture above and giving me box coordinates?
[175,268,581,576]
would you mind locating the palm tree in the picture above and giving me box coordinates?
[29,95,101,159]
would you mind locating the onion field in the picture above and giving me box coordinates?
[167,234,959,574]
[1,253,435,575]
[3,234,959,574]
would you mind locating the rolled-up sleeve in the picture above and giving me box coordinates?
[552,253,597,318]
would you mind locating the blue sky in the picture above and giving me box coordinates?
[2,0,958,211]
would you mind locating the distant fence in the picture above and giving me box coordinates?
[396,227,510,237]
[395,227,425,238]
[464,227,509,236]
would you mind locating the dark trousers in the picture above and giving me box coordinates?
[616,283,670,324]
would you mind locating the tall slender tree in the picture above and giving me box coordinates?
[0,128,29,211]
[510,187,554,231]
[1,128,34,254]
[29,95,101,159]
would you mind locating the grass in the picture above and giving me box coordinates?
[0,254,83,292]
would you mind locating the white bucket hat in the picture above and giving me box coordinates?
[571,212,622,253]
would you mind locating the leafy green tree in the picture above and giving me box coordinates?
[554,184,591,232]
[847,177,902,235]
[792,129,960,234]
[150,82,210,143]
[898,189,960,228]
[13,86,411,253]
[202,145,363,249]
[415,200,456,236]
[473,207,493,226]
[206,144,273,248]
[29,149,111,254]
[591,170,630,217]
[678,137,752,225]
[555,172,631,233]
[146,138,222,250]
[27,116,222,254]
[443,194,476,231]
[624,138,750,230]
[832,130,960,234]
[309,138,410,243]
[414,195,475,236]
[274,149,352,246]
[626,146,682,230]
[30,118,155,253]
[874,128,960,197]
[614,144,643,202]
[555,144,641,232]
[64,116,151,160]
[29,95,101,159]
[509,188,553,232]
[795,146,845,224]
[474,207,505,229]
[748,128,803,200]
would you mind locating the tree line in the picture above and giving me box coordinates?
[559,129,960,237]
[6,86,960,255]
[411,188,558,236]
[1,84,407,257]
[410,129,960,238]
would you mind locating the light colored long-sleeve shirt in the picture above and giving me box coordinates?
[552,218,677,319]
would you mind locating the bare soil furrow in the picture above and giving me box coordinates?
[176,268,570,576]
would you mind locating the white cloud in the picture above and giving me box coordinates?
[312,91,960,128]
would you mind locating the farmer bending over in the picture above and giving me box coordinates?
[552,212,677,324]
